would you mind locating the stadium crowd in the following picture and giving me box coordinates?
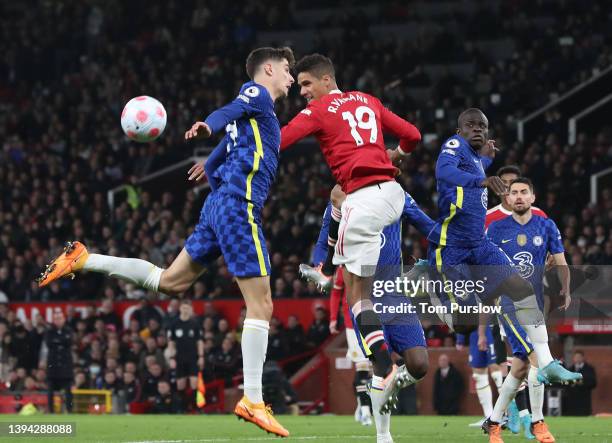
[0,298,329,413]
[1,0,611,303]
[0,0,611,413]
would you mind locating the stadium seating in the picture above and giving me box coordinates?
[0,0,610,415]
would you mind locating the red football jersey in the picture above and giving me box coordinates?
[281,90,421,194]
[485,204,548,229]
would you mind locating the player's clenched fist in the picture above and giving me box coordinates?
[185,121,212,140]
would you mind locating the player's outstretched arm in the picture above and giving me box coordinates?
[185,121,212,140]
[436,149,486,188]
[186,91,258,141]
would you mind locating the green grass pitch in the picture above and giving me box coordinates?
[0,415,609,442]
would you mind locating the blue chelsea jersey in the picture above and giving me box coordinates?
[205,81,280,208]
[428,135,493,247]
[488,213,564,300]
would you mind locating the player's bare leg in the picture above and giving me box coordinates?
[233,275,289,438]
[496,275,582,385]
[344,270,408,422]
[38,244,205,296]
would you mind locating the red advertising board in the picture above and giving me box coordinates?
[9,298,329,330]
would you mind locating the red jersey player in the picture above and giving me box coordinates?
[485,165,547,229]
[280,54,421,424]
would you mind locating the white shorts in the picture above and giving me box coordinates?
[333,180,405,277]
[346,327,369,364]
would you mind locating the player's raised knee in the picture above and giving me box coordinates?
[405,353,429,380]
[503,274,534,301]
[330,184,346,209]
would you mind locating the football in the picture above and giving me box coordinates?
[120,96,167,142]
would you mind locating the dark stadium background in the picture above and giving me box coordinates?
[0,0,610,417]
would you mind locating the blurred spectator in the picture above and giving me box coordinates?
[563,350,597,416]
[433,354,464,415]
[132,297,162,329]
[262,361,298,415]
[306,307,330,349]
[162,297,180,329]
[142,363,164,401]
[285,315,306,356]
[152,380,180,414]
[98,298,122,332]
[211,338,239,385]
[121,370,141,405]
[267,322,288,361]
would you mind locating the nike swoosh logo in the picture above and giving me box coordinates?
[241,404,255,417]
[501,239,511,243]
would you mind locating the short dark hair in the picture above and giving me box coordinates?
[509,177,534,192]
[294,53,335,79]
[457,108,486,126]
[497,165,522,177]
[574,350,585,356]
[245,47,295,80]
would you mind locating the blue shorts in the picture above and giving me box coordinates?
[468,328,497,368]
[427,240,516,305]
[185,191,271,278]
[498,300,532,361]
[349,308,426,358]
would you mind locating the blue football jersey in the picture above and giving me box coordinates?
[204,81,280,208]
[488,213,564,301]
[428,135,493,247]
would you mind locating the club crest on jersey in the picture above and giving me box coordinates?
[380,232,386,250]
[517,234,527,246]
[244,86,260,97]
[481,188,488,209]
[445,139,460,149]
[533,236,543,246]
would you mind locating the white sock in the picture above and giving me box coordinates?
[528,365,545,422]
[491,370,504,391]
[241,319,269,404]
[512,295,554,368]
[84,254,162,291]
[361,405,371,418]
[473,373,493,417]
[519,409,530,418]
[523,325,554,367]
[491,373,521,423]
[370,376,391,437]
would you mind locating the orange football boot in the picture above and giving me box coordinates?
[532,420,555,443]
[37,241,89,287]
[482,418,504,443]
[234,396,289,438]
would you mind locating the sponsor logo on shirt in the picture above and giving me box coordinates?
[445,139,460,149]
